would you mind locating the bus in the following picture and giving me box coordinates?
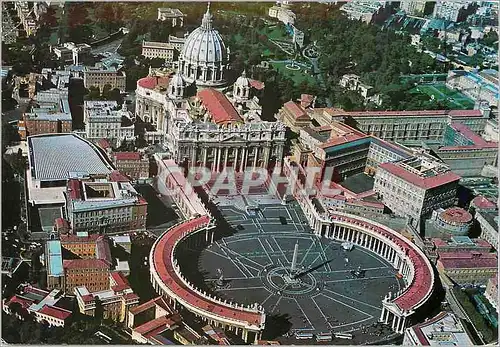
[295,331,313,339]
[315,332,332,342]
[334,333,353,340]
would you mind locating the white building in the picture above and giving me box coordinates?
[84,101,135,146]
[340,0,386,24]
[400,1,430,16]
[374,156,461,224]
[292,26,305,48]
[433,0,478,22]
[476,211,498,251]
[403,311,474,345]
[168,34,187,51]
[268,4,296,25]
[135,5,286,170]
[141,41,176,62]
[157,7,184,26]
[339,74,382,105]
[446,70,499,108]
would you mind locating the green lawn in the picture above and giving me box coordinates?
[411,83,475,109]
[270,61,316,85]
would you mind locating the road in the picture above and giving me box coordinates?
[91,38,124,56]
[303,46,332,107]
[446,287,485,344]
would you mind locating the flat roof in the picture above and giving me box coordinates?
[38,206,63,232]
[47,241,63,277]
[28,134,113,182]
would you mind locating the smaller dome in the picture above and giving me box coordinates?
[235,70,250,87]
[170,73,185,88]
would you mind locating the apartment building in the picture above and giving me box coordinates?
[84,101,135,147]
[83,66,126,93]
[65,175,147,234]
[142,41,176,61]
[374,157,461,223]
[112,152,150,180]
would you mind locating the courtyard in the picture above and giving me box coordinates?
[192,202,403,343]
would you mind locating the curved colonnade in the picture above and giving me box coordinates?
[149,215,266,343]
[296,190,435,334]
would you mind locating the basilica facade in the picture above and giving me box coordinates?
[135,4,286,170]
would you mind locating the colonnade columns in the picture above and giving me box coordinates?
[233,148,239,171]
[242,329,248,343]
[380,306,390,324]
[239,148,247,172]
[216,148,222,172]
[391,315,407,333]
[252,148,259,168]
[223,148,229,169]
[190,147,197,168]
[262,146,270,168]
[202,147,208,168]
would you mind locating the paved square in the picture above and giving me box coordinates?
[197,202,403,338]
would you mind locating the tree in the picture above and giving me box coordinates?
[148,57,165,68]
[481,30,498,48]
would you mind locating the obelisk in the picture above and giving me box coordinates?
[290,241,299,275]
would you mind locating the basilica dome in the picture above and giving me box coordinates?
[178,3,229,87]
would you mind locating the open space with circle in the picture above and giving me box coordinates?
[188,203,403,341]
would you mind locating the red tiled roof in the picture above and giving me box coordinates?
[123,292,140,301]
[323,108,483,118]
[54,218,69,229]
[450,123,491,146]
[448,109,483,117]
[330,214,434,311]
[24,285,49,297]
[96,237,112,266]
[378,162,461,189]
[82,294,95,302]
[129,296,175,315]
[63,259,110,270]
[109,170,130,182]
[152,216,265,327]
[97,138,111,149]
[438,144,498,151]
[38,305,72,321]
[198,89,242,125]
[67,179,82,200]
[439,253,498,269]
[110,271,130,292]
[320,132,367,148]
[283,100,310,120]
[60,233,101,243]
[431,238,448,248]
[114,152,141,161]
[134,315,175,335]
[7,295,34,309]
[137,76,170,90]
[439,207,472,224]
[472,196,497,210]
[249,79,265,90]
